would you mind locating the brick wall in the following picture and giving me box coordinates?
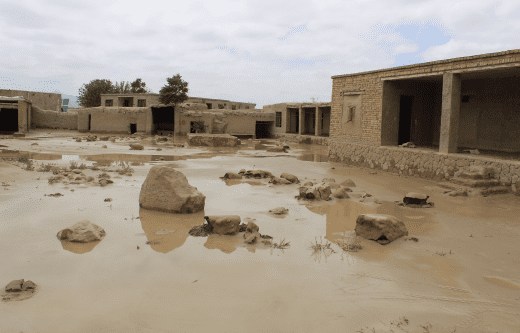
[331,49,520,146]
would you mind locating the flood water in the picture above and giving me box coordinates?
[1,136,520,333]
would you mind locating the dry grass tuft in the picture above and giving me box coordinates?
[271,239,290,249]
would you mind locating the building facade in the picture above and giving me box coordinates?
[100,94,256,110]
[0,90,61,111]
[329,49,520,185]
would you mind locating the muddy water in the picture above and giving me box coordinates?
[1,138,520,332]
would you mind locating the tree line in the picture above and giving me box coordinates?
[78,75,189,108]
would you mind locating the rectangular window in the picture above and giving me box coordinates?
[232,105,236,110]
[276,112,282,127]
[137,99,146,107]
[206,103,212,109]
[245,106,249,109]
[105,99,113,106]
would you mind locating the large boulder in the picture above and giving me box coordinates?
[139,166,206,213]
[244,170,273,179]
[204,215,241,235]
[130,143,144,150]
[297,184,331,200]
[57,220,106,243]
[333,188,351,199]
[355,214,408,245]
[280,173,299,183]
[270,177,292,185]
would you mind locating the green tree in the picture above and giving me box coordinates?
[112,81,131,94]
[78,79,113,107]
[130,78,150,93]
[159,74,189,105]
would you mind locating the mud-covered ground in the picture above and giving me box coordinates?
[1,129,519,333]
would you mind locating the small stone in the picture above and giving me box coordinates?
[269,207,289,215]
[340,179,356,187]
[5,279,24,292]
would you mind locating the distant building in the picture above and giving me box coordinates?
[0,89,61,111]
[100,93,255,110]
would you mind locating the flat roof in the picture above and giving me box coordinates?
[332,49,520,79]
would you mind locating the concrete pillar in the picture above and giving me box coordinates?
[315,106,321,136]
[298,105,303,135]
[439,72,461,154]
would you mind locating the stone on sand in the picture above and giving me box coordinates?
[355,214,408,245]
[139,165,206,213]
[280,173,299,183]
[57,220,106,243]
[204,215,241,235]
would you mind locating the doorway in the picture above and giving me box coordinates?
[88,114,91,131]
[151,106,175,134]
[130,123,137,134]
[0,108,18,133]
[255,121,272,139]
[398,95,414,145]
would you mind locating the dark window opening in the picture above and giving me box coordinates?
[124,100,130,107]
[88,114,91,131]
[275,112,282,127]
[245,106,249,109]
[105,99,113,107]
[0,108,19,133]
[232,105,236,110]
[206,103,212,109]
[190,121,205,133]
[462,95,470,103]
[398,95,414,145]
[130,123,137,134]
[218,104,225,109]
[137,99,146,107]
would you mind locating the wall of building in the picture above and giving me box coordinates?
[101,94,160,107]
[0,90,61,111]
[76,107,148,133]
[263,104,288,135]
[17,100,30,132]
[31,106,78,130]
[459,76,520,152]
[187,97,255,110]
[332,49,520,148]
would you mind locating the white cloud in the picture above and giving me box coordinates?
[1,0,519,107]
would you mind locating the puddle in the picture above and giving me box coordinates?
[60,239,102,254]
[298,154,329,162]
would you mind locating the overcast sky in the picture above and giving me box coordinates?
[1,0,518,108]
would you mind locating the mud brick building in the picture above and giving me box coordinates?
[263,102,331,145]
[329,49,520,190]
[0,90,61,111]
[101,93,256,110]
[0,96,32,135]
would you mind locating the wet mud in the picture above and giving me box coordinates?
[0,131,519,333]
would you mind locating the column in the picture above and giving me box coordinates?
[315,106,321,136]
[439,72,461,154]
[298,105,303,135]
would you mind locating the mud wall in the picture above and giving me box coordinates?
[178,111,274,136]
[89,107,148,133]
[328,140,520,191]
[263,104,287,135]
[17,101,30,133]
[0,90,61,111]
[31,106,78,130]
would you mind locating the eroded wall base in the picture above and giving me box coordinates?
[328,139,520,192]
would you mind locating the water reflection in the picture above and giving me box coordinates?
[139,208,205,253]
[297,154,329,162]
[60,240,101,254]
[204,234,239,254]
[224,179,265,187]
[305,200,434,244]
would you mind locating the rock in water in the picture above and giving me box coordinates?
[269,207,289,215]
[57,220,106,243]
[5,279,24,292]
[204,215,241,235]
[139,166,206,213]
[280,173,299,183]
[355,214,408,245]
[340,179,356,187]
[333,188,351,199]
[223,172,242,180]
[129,143,144,150]
[403,192,429,205]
